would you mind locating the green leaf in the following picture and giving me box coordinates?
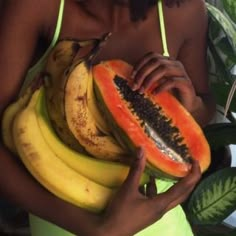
[197,232,233,236]
[204,123,236,149]
[193,224,235,236]
[211,83,236,112]
[217,37,236,66]
[206,3,236,52]
[206,3,236,113]
[204,229,236,236]
[222,0,236,23]
[208,39,232,84]
[187,167,236,225]
[227,229,236,236]
[198,230,236,236]
[208,14,222,40]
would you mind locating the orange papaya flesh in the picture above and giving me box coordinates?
[92,60,211,178]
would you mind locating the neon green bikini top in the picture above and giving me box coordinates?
[20,0,169,94]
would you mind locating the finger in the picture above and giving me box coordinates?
[152,77,196,109]
[166,160,201,209]
[168,159,201,197]
[137,63,187,93]
[132,58,162,91]
[121,147,146,193]
[146,176,157,198]
[132,53,171,90]
[138,65,168,93]
[151,160,201,212]
[138,185,146,196]
[132,52,169,76]
[152,77,192,95]
[165,160,201,211]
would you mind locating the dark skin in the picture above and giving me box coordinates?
[0,0,214,235]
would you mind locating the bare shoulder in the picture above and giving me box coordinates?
[179,0,207,25]
[0,0,61,39]
[165,0,208,40]
[178,0,207,13]
[0,0,62,106]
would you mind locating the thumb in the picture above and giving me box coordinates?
[122,147,146,192]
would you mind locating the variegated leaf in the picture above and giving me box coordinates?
[207,37,236,112]
[217,37,236,67]
[206,2,236,114]
[206,3,236,52]
[208,39,232,84]
[187,167,236,225]
[222,0,236,23]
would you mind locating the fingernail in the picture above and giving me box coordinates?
[136,147,144,159]
[131,70,136,78]
[139,87,145,94]
[132,83,138,91]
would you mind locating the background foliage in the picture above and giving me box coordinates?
[185,1,236,235]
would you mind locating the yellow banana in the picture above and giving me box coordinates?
[87,68,110,135]
[44,34,123,159]
[36,88,149,188]
[65,60,127,160]
[85,33,113,135]
[44,40,85,152]
[13,88,115,212]
[44,39,109,153]
[1,87,32,153]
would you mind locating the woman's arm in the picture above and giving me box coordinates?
[176,0,216,126]
[0,0,100,234]
[131,0,216,127]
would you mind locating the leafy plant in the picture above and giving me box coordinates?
[206,1,236,113]
[194,228,236,236]
[204,123,236,149]
[187,167,236,225]
[184,0,236,233]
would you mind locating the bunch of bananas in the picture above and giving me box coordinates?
[1,40,149,212]
[44,39,127,160]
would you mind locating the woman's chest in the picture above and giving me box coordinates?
[63,26,183,66]
[93,29,165,65]
[57,9,184,66]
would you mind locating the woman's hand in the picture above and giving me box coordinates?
[131,52,201,113]
[97,148,201,236]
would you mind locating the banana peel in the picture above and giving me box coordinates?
[37,88,149,188]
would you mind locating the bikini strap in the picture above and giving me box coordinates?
[29,0,65,72]
[158,0,170,57]
[19,0,65,96]
[48,0,65,50]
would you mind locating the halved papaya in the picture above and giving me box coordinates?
[92,60,211,178]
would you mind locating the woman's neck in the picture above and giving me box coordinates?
[79,0,135,32]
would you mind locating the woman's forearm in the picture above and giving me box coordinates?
[190,93,216,127]
[0,144,103,235]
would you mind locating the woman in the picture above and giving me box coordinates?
[0,0,215,235]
